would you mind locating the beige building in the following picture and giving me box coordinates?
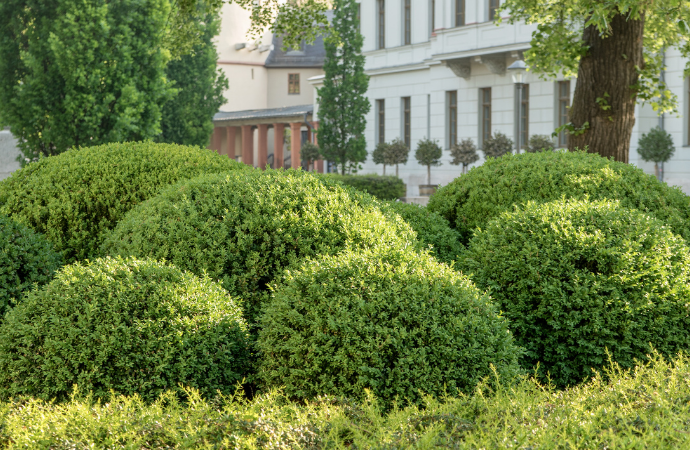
[209,4,327,171]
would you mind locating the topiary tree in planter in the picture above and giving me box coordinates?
[372,141,391,175]
[449,138,479,174]
[0,256,251,402]
[461,199,690,387]
[637,126,675,181]
[482,132,513,159]
[258,247,523,406]
[415,138,443,185]
[387,138,409,177]
[525,135,555,153]
[300,141,321,171]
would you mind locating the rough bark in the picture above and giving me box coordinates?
[568,11,645,163]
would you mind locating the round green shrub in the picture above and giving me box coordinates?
[0,257,250,402]
[258,247,523,406]
[381,201,464,265]
[102,169,417,325]
[0,141,249,263]
[461,199,690,387]
[0,215,63,318]
[427,151,690,245]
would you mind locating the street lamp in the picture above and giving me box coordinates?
[508,60,527,153]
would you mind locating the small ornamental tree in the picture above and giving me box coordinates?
[450,138,479,174]
[388,138,410,177]
[482,132,513,159]
[638,127,675,181]
[317,0,370,175]
[372,142,391,175]
[415,138,443,185]
[525,135,556,153]
[300,141,321,171]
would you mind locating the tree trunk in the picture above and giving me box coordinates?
[568,11,645,163]
[395,164,399,177]
[427,165,431,185]
[383,164,386,175]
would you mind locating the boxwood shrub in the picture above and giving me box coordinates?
[0,215,63,318]
[258,247,523,406]
[102,170,417,325]
[322,174,406,201]
[0,141,248,262]
[0,257,250,402]
[381,201,464,265]
[461,199,690,387]
[427,151,690,244]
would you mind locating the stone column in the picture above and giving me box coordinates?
[290,122,302,170]
[241,125,254,167]
[257,124,269,169]
[226,126,237,159]
[273,124,285,169]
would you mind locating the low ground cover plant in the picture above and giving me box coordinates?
[381,200,464,265]
[0,141,248,262]
[428,150,690,245]
[102,169,417,325]
[461,199,690,387]
[258,247,522,406]
[0,257,250,402]
[0,215,62,318]
[322,173,406,200]
[2,353,690,448]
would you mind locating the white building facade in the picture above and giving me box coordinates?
[326,0,690,196]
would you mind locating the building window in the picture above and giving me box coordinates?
[378,0,385,49]
[489,0,500,21]
[404,0,411,45]
[447,91,458,148]
[480,88,492,146]
[288,73,300,95]
[377,99,386,144]
[455,0,465,26]
[519,84,529,149]
[430,0,435,35]
[403,97,411,147]
[558,81,570,147]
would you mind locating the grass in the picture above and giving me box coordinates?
[2,352,690,449]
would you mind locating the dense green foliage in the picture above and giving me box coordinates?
[371,142,391,174]
[525,134,556,152]
[428,150,690,244]
[387,138,410,177]
[450,138,479,173]
[157,10,227,147]
[2,353,690,447]
[300,141,322,169]
[415,138,443,184]
[317,0,370,175]
[0,257,250,402]
[323,173,406,200]
[102,170,416,325]
[638,126,675,164]
[461,199,690,387]
[0,141,247,263]
[381,201,464,265]
[0,216,62,318]
[482,132,513,159]
[0,0,173,163]
[258,247,522,406]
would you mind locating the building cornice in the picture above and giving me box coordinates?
[432,42,531,62]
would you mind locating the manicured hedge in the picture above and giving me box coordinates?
[461,199,690,387]
[258,247,522,405]
[381,201,464,265]
[322,173,406,200]
[0,215,62,318]
[427,151,690,244]
[0,141,248,262]
[102,170,417,325]
[0,257,250,402]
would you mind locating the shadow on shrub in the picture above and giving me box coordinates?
[461,199,690,387]
[0,257,250,402]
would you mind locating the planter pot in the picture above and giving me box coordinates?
[418,185,438,197]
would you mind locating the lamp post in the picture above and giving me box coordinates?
[508,60,527,153]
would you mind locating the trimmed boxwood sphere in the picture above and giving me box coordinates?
[0,215,63,318]
[102,169,418,325]
[0,257,250,402]
[258,247,523,406]
[0,141,249,263]
[381,200,464,265]
[461,199,690,387]
[427,151,690,245]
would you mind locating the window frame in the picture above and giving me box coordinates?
[402,97,411,148]
[455,0,465,27]
[377,0,386,49]
[447,91,458,148]
[488,0,500,21]
[480,88,492,147]
[377,99,386,144]
[288,73,300,95]
[430,0,435,35]
[404,0,411,45]
[558,81,570,147]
